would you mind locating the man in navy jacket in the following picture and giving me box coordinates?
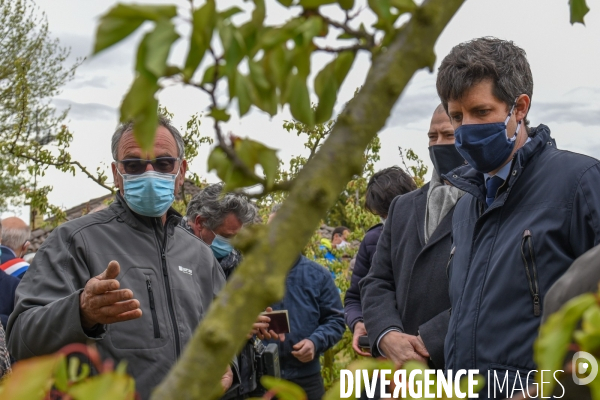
[266,210,345,400]
[438,37,600,398]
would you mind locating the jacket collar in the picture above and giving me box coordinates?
[414,183,430,247]
[442,125,554,206]
[109,192,182,234]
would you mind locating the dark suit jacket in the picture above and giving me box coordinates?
[359,183,453,368]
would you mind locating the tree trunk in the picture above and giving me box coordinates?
[151,0,465,398]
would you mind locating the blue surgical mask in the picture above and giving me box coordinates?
[119,170,178,217]
[454,102,522,173]
[211,232,233,259]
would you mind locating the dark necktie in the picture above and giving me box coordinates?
[486,175,504,207]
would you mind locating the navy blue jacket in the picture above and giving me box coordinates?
[344,224,383,331]
[266,256,345,379]
[0,269,19,329]
[444,126,600,392]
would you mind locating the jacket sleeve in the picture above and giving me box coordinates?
[418,309,450,369]
[6,228,104,360]
[344,234,375,331]
[360,196,404,356]
[570,163,600,256]
[308,273,345,355]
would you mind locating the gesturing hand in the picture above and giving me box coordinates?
[79,260,142,330]
[379,331,429,368]
[291,339,316,363]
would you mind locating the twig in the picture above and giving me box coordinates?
[320,14,375,47]
[315,44,372,53]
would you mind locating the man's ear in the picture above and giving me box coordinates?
[23,241,30,254]
[515,94,530,123]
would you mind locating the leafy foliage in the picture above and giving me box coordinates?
[0,0,111,220]
[570,0,590,25]
[0,344,135,400]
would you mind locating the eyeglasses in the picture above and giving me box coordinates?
[116,157,180,175]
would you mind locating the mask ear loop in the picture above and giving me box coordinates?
[505,98,520,143]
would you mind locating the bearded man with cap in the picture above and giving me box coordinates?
[7,116,233,399]
[360,104,465,370]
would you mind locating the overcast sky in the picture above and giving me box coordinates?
[3,0,600,219]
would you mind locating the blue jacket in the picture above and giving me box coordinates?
[266,256,345,379]
[0,269,19,329]
[344,224,383,331]
[443,126,600,392]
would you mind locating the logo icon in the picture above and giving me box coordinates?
[572,351,598,385]
[178,266,193,276]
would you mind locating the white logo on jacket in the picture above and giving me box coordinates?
[178,266,193,275]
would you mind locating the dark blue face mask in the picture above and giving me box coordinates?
[454,102,521,173]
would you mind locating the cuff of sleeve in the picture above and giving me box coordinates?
[349,318,363,333]
[376,327,403,358]
[307,335,323,355]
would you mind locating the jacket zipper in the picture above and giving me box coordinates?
[145,276,161,338]
[154,217,181,357]
[520,230,541,316]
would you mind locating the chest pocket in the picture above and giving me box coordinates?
[108,267,169,350]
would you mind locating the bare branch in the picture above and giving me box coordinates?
[320,13,375,47]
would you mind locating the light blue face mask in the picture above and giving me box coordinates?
[119,170,178,217]
[211,232,234,259]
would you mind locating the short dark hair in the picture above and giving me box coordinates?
[332,226,349,240]
[365,166,417,217]
[436,37,534,126]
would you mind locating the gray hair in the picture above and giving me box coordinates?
[111,115,185,160]
[437,37,534,126]
[186,183,258,230]
[1,225,31,253]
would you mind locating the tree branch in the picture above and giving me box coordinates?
[151,0,465,399]
[8,149,114,193]
[320,14,375,47]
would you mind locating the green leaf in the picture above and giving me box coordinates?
[94,17,145,55]
[296,16,323,45]
[67,372,135,400]
[570,0,590,25]
[236,139,280,189]
[389,0,416,14]
[120,75,159,122]
[132,97,159,154]
[201,64,225,85]
[93,4,177,54]
[101,4,177,21]
[252,0,266,25]
[184,0,216,80]
[277,0,294,6]
[143,20,179,77]
[339,0,355,10]
[220,25,247,78]
[574,304,600,352]
[208,147,257,190]
[0,354,64,399]
[299,0,337,9]
[534,293,597,394]
[315,76,337,124]
[261,376,306,400]
[54,357,69,392]
[249,61,270,91]
[289,74,314,126]
[235,73,253,117]
[220,6,244,20]
[209,108,231,122]
[368,0,393,31]
[334,51,356,84]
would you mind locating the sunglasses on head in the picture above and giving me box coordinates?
[116,157,180,175]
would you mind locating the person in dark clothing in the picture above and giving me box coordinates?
[0,269,19,330]
[183,184,282,399]
[266,208,345,400]
[437,38,600,398]
[344,166,417,356]
[360,105,464,370]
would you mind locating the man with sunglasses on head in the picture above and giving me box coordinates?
[7,116,233,400]
[438,38,600,398]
